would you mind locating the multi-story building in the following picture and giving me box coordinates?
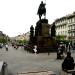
[24,32,30,41]
[55,12,75,43]
[67,12,75,42]
[15,32,30,41]
[55,16,68,40]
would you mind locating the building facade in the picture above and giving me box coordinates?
[55,12,75,43]
[67,13,75,41]
[15,32,30,41]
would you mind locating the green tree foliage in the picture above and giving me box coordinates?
[16,40,28,45]
[56,35,69,45]
[0,38,7,43]
[56,35,66,40]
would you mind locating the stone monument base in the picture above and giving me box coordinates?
[24,19,57,53]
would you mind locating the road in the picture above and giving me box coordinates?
[0,46,75,75]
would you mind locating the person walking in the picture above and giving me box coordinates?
[5,44,8,51]
[68,43,71,52]
[33,45,37,55]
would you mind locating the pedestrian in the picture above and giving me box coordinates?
[33,45,37,55]
[5,44,8,51]
[57,45,64,59]
[68,42,71,52]
[60,44,65,55]
[61,52,75,75]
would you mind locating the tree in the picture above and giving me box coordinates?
[16,39,28,45]
[56,35,66,40]
[0,38,7,44]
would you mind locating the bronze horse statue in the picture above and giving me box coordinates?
[37,1,46,20]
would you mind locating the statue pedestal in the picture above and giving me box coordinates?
[25,19,57,53]
[35,19,57,53]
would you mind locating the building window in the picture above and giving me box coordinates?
[69,33,71,36]
[68,20,69,23]
[72,18,74,22]
[69,19,70,23]
[74,32,75,36]
[74,17,75,22]
[73,33,74,36]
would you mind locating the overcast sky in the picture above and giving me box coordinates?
[0,0,75,37]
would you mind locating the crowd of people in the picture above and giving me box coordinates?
[0,43,20,51]
[57,42,75,74]
[57,42,73,59]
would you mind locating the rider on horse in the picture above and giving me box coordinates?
[37,1,46,20]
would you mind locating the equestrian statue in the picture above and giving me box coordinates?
[37,1,46,20]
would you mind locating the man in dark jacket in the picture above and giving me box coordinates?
[62,52,74,71]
